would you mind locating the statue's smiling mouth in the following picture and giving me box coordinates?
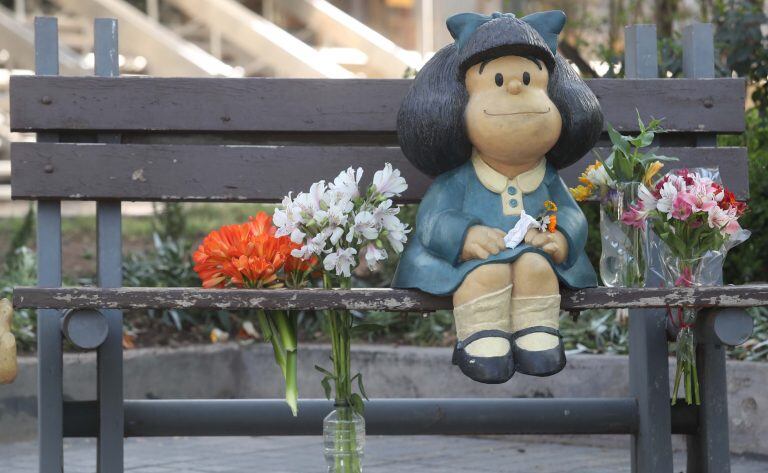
[483,107,551,116]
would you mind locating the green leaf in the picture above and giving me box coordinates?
[639,130,654,147]
[314,364,335,378]
[648,154,678,163]
[608,126,631,155]
[349,393,365,415]
[613,150,634,181]
[599,151,619,181]
[353,373,369,401]
[647,117,664,131]
[637,110,645,132]
[320,376,332,400]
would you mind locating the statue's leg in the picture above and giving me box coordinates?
[451,264,515,384]
[509,253,565,376]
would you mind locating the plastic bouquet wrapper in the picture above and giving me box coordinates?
[570,116,673,288]
[625,167,750,404]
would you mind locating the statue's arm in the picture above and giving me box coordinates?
[416,176,481,265]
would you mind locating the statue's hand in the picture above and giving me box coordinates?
[460,225,506,261]
[524,228,568,264]
[0,299,18,385]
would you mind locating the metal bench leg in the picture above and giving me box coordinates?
[686,310,731,473]
[34,17,64,473]
[94,19,124,473]
[629,308,674,473]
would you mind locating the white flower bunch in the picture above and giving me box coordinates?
[273,163,411,278]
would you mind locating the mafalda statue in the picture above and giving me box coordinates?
[393,11,602,384]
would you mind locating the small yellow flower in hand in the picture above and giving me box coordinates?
[543,200,558,212]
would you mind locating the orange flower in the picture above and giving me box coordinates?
[547,215,557,233]
[193,211,294,288]
[285,254,318,275]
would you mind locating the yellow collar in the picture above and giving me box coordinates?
[471,154,547,194]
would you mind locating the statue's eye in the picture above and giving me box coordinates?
[523,72,531,85]
[494,73,503,87]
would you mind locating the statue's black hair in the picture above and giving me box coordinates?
[397,16,603,177]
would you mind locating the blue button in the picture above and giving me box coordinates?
[507,186,517,195]
[509,199,518,207]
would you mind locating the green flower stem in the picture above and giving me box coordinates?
[274,311,297,352]
[284,349,298,416]
[322,273,360,473]
[671,358,683,406]
[256,310,286,376]
[256,309,300,415]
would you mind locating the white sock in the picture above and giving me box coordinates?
[453,284,513,357]
[510,295,562,351]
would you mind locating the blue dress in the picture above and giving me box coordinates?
[392,157,596,295]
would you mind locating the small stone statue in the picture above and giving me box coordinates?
[0,298,17,384]
[393,11,602,384]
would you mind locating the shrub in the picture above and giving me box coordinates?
[720,110,768,284]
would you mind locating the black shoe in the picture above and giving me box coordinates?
[452,329,515,384]
[511,326,566,377]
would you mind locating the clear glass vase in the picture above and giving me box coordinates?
[599,182,647,287]
[323,405,365,473]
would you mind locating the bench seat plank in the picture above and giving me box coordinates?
[10,77,746,134]
[10,143,749,201]
[13,285,768,311]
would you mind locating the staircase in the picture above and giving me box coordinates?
[277,0,421,78]
[0,0,423,205]
[52,0,240,77]
[0,4,85,203]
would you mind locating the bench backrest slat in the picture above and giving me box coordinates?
[10,76,746,134]
[10,142,749,201]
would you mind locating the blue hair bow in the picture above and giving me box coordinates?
[447,10,566,54]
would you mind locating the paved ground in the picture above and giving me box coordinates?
[2,436,767,472]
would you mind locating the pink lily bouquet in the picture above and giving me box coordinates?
[623,169,749,404]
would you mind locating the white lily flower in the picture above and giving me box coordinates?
[657,179,681,217]
[363,243,388,271]
[323,248,358,278]
[373,199,399,223]
[291,230,331,259]
[347,211,379,243]
[585,163,614,187]
[290,245,311,259]
[372,163,408,197]
[273,193,303,238]
[637,184,658,217]
[330,166,363,199]
[308,180,327,210]
[289,228,306,244]
[385,219,410,253]
[329,227,345,246]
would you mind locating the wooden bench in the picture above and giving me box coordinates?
[9,17,763,473]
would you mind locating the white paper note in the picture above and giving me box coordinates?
[504,210,540,249]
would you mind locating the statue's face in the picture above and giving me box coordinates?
[464,55,562,166]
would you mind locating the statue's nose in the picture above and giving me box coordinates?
[507,79,522,95]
